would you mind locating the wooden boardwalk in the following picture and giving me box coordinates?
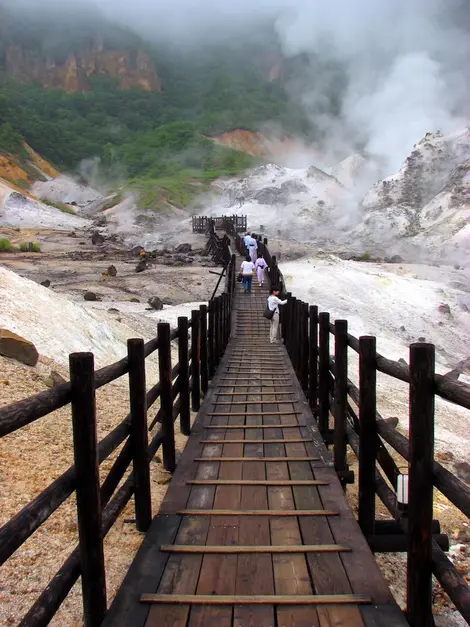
[104,282,407,627]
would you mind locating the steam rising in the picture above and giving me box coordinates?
[4,0,469,177]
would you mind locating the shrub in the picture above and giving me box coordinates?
[0,238,14,252]
[360,252,371,261]
[19,242,41,252]
[46,200,77,214]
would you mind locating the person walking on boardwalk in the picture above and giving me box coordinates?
[267,286,287,343]
[247,233,258,263]
[255,253,268,288]
[240,255,255,294]
[243,232,251,252]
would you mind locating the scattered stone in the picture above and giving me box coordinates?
[175,243,192,254]
[389,255,404,263]
[454,461,470,484]
[135,260,147,273]
[84,291,98,301]
[130,297,140,303]
[108,308,120,313]
[68,231,77,238]
[91,231,105,245]
[435,450,454,463]
[0,329,39,366]
[107,265,117,277]
[128,245,145,258]
[148,296,164,311]
[400,325,406,332]
[44,370,67,388]
[438,303,451,315]
[460,303,470,312]
[40,279,51,288]
[384,417,399,428]
[418,336,426,342]
[454,264,461,270]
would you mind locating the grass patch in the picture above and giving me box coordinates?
[359,252,372,261]
[130,171,212,211]
[19,242,41,252]
[45,199,77,214]
[101,192,123,211]
[0,238,15,252]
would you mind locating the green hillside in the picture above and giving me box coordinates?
[0,3,321,207]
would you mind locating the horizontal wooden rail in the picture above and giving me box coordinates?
[140,593,370,605]
[0,328,181,437]
[329,323,470,411]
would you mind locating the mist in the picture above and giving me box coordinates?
[4,0,469,178]
[79,0,469,177]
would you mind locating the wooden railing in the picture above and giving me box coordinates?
[278,283,470,627]
[192,214,247,234]
[0,249,237,627]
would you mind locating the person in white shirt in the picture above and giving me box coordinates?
[240,255,255,293]
[243,232,251,250]
[267,286,287,343]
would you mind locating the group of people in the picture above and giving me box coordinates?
[240,231,287,344]
[240,232,267,294]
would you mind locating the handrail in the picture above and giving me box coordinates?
[0,238,237,627]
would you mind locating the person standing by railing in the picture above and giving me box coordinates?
[240,255,255,294]
[267,286,287,343]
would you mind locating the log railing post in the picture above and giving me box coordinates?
[288,296,297,359]
[283,292,292,347]
[178,316,191,435]
[309,305,318,413]
[358,336,377,536]
[301,302,309,391]
[333,320,348,480]
[200,305,209,396]
[158,323,176,472]
[127,338,152,532]
[407,343,435,627]
[214,297,221,367]
[191,309,201,412]
[69,352,107,627]
[318,312,330,439]
[208,300,215,378]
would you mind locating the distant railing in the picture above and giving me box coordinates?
[0,244,237,626]
[192,214,247,234]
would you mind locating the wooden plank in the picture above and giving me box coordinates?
[187,406,244,627]
[266,413,321,627]
[207,411,301,416]
[360,605,408,626]
[314,466,396,605]
[200,439,312,444]
[102,515,181,627]
[234,398,275,627]
[187,480,329,486]
[213,392,297,396]
[203,423,304,428]
[145,415,222,626]
[285,425,366,627]
[141,594,371,605]
[194,457,319,462]
[178,509,339,516]
[161,545,350,554]
[209,400,300,404]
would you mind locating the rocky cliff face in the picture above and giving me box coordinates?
[4,42,161,93]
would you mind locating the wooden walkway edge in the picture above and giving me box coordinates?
[103,281,408,627]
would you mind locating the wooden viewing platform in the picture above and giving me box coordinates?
[1,224,469,627]
[104,282,407,627]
